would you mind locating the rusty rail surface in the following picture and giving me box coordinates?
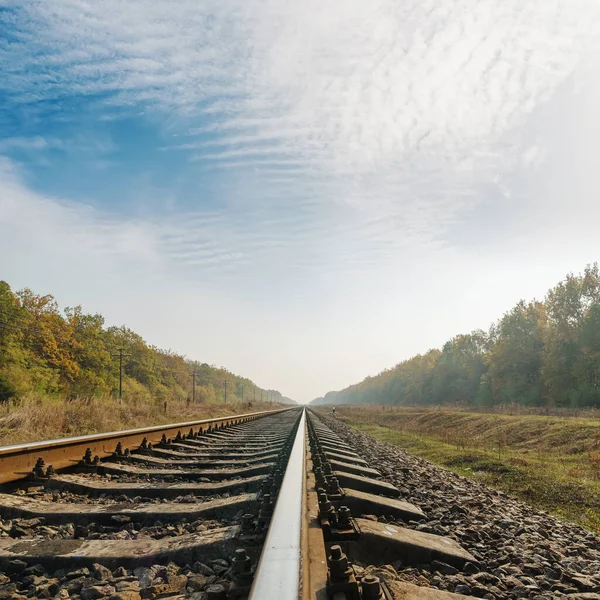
[0,406,294,484]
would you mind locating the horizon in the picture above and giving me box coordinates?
[2,1,600,403]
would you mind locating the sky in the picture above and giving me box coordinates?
[1,1,600,403]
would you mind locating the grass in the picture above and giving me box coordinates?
[0,394,285,446]
[325,405,600,533]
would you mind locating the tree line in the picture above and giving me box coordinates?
[0,281,288,404]
[315,265,600,408]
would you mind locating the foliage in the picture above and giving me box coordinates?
[316,264,600,408]
[0,281,285,405]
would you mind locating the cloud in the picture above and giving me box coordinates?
[3,1,598,185]
[0,137,60,152]
[0,157,161,265]
[2,1,600,400]
[3,2,598,263]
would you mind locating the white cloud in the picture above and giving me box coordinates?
[1,1,600,400]
[0,137,57,152]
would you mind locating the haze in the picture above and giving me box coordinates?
[1,1,599,403]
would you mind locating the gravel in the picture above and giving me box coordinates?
[321,414,600,599]
[0,559,233,599]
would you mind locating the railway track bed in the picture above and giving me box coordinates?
[0,409,299,600]
[320,413,600,599]
[0,407,597,599]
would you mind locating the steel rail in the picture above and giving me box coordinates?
[0,407,295,484]
[249,408,306,600]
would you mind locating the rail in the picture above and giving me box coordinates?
[0,406,295,483]
[250,408,306,599]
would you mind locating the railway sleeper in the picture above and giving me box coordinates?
[321,450,368,466]
[95,461,273,481]
[43,473,267,498]
[317,443,362,460]
[0,526,243,571]
[317,487,424,524]
[0,492,258,525]
[333,518,475,569]
[326,459,381,478]
[173,439,286,450]
[146,447,282,461]
[179,433,289,445]
[161,442,284,454]
[125,453,278,468]
[329,471,400,498]
[340,488,425,522]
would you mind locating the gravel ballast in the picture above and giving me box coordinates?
[321,414,600,599]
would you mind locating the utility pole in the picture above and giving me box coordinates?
[111,348,130,403]
[224,381,228,403]
[241,384,244,403]
[192,368,196,403]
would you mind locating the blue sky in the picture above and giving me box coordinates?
[1,0,600,402]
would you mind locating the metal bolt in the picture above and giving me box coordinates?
[33,458,46,478]
[45,465,55,477]
[83,448,93,464]
[241,514,255,532]
[318,494,331,518]
[327,476,342,495]
[338,506,352,526]
[329,544,351,581]
[327,504,338,524]
[233,548,252,574]
[362,574,383,600]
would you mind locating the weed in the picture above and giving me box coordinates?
[0,394,281,445]
[332,407,600,532]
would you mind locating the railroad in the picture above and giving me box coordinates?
[0,407,598,599]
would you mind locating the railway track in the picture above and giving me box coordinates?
[0,407,480,599]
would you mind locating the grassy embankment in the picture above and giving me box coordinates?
[0,395,285,446]
[324,405,600,533]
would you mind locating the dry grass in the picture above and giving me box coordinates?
[333,404,600,456]
[324,405,600,532]
[0,394,284,445]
